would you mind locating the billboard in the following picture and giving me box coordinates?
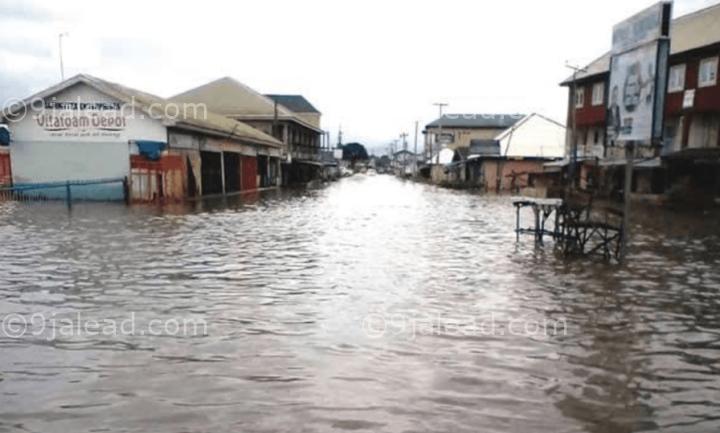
[611,2,669,53]
[607,2,672,144]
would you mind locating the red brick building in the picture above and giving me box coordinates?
[561,3,720,199]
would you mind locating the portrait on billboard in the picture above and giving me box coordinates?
[607,43,660,143]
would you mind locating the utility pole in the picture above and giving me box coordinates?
[414,121,419,176]
[565,62,587,189]
[432,102,448,163]
[400,132,409,174]
[59,32,69,81]
[620,141,634,261]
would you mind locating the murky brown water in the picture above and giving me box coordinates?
[1,174,719,433]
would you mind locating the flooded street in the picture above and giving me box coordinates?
[1,174,720,433]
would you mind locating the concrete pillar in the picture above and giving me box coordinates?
[220,151,226,194]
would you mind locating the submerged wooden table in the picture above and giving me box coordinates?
[512,197,563,244]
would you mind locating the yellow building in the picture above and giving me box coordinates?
[423,114,524,156]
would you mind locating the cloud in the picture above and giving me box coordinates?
[0,0,53,23]
[0,39,53,59]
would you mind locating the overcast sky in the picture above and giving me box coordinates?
[0,0,716,153]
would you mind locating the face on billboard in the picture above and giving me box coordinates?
[607,43,658,142]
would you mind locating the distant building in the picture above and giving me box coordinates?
[467,113,566,191]
[391,149,417,176]
[561,3,720,199]
[424,113,565,190]
[265,94,321,129]
[423,114,524,158]
[172,77,324,185]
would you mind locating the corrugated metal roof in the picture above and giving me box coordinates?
[561,2,720,85]
[265,94,320,114]
[426,114,524,129]
[172,77,321,132]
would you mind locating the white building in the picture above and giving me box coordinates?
[1,74,282,201]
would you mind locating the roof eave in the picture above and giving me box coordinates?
[173,122,282,148]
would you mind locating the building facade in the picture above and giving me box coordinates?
[423,114,524,157]
[1,74,282,202]
[172,77,324,185]
[423,113,565,191]
[562,4,720,200]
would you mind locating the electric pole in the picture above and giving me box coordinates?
[414,121,419,176]
[59,32,69,81]
[432,102,448,163]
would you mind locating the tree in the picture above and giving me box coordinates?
[342,142,369,162]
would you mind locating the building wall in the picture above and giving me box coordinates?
[7,83,166,200]
[167,130,278,195]
[241,118,319,161]
[425,127,506,151]
[0,150,11,186]
[500,114,566,158]
[481,159,547,191]
[241,156,257,191]
[129,154,185,202]
[573,79,608,127]
[568,45,720,154]
[296,112,321,129]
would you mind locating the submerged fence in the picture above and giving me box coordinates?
[0,177,128,207]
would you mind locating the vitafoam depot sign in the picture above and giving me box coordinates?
[607,1,672,144]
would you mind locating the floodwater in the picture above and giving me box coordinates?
[1,174,719,433]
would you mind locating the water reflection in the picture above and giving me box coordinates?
[0,175,718,432]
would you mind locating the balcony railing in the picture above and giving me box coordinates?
[288,143,322,162]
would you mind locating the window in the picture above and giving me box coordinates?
[699,57,718,88]
[575,87,585,108]
[688,114,720,148]
[436,132,454,144]
[667,64,686,93]
[591,82,604,106]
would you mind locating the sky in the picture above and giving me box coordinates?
[0,0,717,154]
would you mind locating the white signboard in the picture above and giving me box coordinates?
[607,1,672,144]
[35,101,127,139]
[682,89,695,109]
[607,43,659,142]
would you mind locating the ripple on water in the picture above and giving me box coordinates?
[0,176,719,432]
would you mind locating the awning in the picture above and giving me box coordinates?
[663,148,720,161]
[0,125,9,146]
[599,157,662,168]
[544,159,569,168]
[134,140,166,161]
[294,159,324,167]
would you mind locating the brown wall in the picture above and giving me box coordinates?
[574,79,608,127]
[0,151,11,186]
[482,159,547,191]
[129,154,185,203]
